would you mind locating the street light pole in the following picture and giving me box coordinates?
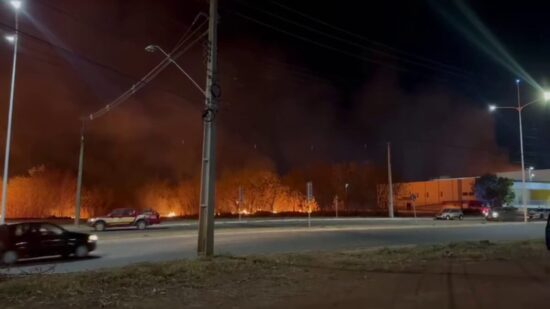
[387,142,394,218]
[197,0,219,257]
[74,120,85,226]
[516,80,528,223]
[489,81,550,223]
[0,1,21,224]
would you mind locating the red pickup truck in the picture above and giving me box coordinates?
[87,208,160,231]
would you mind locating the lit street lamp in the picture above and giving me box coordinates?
[0,0,22,224]
[10,0,21,9]
[489,80,550,223]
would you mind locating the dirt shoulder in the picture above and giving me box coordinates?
[2,240,550,308]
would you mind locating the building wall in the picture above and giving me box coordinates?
[380,170,550,211]
[392,178,476,210]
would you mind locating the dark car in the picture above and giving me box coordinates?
[0,222,97,265]
[485,207,523,222]
[528,208,550,221]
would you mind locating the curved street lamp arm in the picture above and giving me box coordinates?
[152,46,206,97]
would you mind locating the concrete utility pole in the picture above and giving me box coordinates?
[387,142,394,218]
[197,0,219,257]
[307,181,313,228]
[343,183,349,218]
[74,120,85,226]
[334,195,339,219]
[238,186,243,221]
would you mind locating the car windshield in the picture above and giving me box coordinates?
[122,209,135,216]
[110,209,124,217]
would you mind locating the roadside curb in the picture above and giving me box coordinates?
[95,221,545,243]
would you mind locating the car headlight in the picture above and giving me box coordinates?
[88,234,98,242]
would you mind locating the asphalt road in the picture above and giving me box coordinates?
[2,218,546,274]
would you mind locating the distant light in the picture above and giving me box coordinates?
[167,211,176,218]
[5,35,15,43]
[516,79,520,84]
[529,166,534,170]
[488,104,497,112]
[10,0,22,10]
[544,91,550,102]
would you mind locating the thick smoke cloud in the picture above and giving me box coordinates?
[0,1,513,208]
[354,71,514,180]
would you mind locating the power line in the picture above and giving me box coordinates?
[0,20,145,83]
[232,11,480,87]
[34,0,208,58]
[0,14,203,88]
[238,1,472,80]
[233,12,411,73]
[0,15,209,116]
[269,0,470,75]
[87,25,209,120]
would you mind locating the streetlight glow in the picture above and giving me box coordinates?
[10,0,22,10]
[0,1,20,224]
[144,45,157,53]
[544,91,550,102]
[488,104,496,112]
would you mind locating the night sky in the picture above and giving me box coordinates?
[0,0,548,190]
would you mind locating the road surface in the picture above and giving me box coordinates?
[2,218,546,274]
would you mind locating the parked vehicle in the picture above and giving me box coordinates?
[434,208,464,220]
[528,208,550,220]
[0,222,97,265]
[87,208,160,231]
[485,207,523,221]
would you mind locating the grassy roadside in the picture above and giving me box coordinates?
[1,239,548,308]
